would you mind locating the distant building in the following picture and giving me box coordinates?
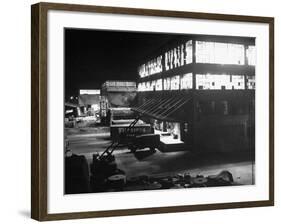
[100,81,137,124]
[132,35,255,152]
[78,89,100,116]
[101,81,137,108]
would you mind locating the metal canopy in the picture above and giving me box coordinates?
[132,94,192,122]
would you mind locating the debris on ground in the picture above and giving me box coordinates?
[89,151,234,192]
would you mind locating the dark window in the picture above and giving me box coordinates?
[216,101,228,115]
[200,101,216,115]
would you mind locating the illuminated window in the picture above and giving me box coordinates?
[185,40,193,64]
[164,52,170,71]
[246,75,255,89]
[137,83,144,92]
[180,73,193,89]
[171,75,180,90]
[145,81,151,91]
[173,47,181,68]
[196,74,245,90]
[180,44,185,66]
[156,79,163,91]
[164,77,171,90]
[196,41,245,65]
[138,82,157,92]
[164,40,193,71]
[246,46,256,66]
[151,80,156,91]
[231,75,245,89]
[138,55,163,78]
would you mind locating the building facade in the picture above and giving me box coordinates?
[133,35,255,152]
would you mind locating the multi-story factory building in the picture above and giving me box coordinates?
[132,35,255,152]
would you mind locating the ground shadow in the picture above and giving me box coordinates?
[133,148,157,160]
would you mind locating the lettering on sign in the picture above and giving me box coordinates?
[117,127,152,135]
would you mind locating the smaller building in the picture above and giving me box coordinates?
[100,80,137,124]
[101,81,137,108]
[78,89,101,116]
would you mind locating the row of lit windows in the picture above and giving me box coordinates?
[138,41,193,78]
[139,41,256,79]
[137,73,193,92]
[138,73,255,92]
[195,41,256,66]
[246,46,256,66]
[164,40,193,71]
[196,74,245,90]
[138,56,163,78]
[196,41,245,65]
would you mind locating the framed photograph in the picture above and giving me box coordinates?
[31,2,274,221]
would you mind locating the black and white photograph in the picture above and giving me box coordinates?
[64,28,256,194]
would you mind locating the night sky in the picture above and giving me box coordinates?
[64,28,183,99]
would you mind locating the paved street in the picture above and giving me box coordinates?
[66,128,255,185]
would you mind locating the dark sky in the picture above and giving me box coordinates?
[64,28,182,98]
